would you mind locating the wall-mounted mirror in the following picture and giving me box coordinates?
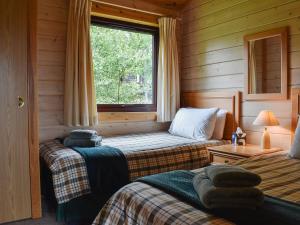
[244,27,288,100]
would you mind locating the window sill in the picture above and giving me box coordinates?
[98,112,157,123]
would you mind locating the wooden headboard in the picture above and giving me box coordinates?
[182,91,241,140]
[291,88,300,142]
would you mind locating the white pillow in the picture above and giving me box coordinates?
[212,109,228,140]
[290,118,300,159]
[169,108,218,140]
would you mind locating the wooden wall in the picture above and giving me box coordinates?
[37,0,171,142]
[181,0,300,149]
[37,0,67,141]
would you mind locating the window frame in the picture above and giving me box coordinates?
[91,16,159,112]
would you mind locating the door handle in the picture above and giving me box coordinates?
[18,96,25,108]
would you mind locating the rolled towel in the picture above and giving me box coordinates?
[193,174,264,209]
[69,129,98,139]
[64,136,102,147]
[205,165,261,187]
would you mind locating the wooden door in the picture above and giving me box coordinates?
[0,0,32,223]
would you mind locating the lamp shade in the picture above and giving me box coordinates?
[253,110,280,126]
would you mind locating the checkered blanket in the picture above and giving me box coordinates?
[234,152,300,204]
[92,182,233,225]
[40,140,90,204]
[93,152,300,225]
[40,132,227,204]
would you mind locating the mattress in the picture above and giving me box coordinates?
[40,132,227,204]
[102,132,223,152]
[93,152,300,225]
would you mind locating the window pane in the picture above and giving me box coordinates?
[91,25,154,105]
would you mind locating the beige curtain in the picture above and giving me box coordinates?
[64,0,98,126]
[157,17,180,122]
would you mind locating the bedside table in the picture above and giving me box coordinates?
[207,144,283,164]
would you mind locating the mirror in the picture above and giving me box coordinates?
[244,27,288,100]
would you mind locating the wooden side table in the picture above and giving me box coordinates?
[207,144,283,164]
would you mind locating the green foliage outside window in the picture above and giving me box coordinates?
[91,25,153,105]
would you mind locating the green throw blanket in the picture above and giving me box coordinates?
[70,145,129,221]
[64,136,102,147]
[193,174,264,209]
[204,165,261,187]
[137,170,200,207]
[70,129,97,139]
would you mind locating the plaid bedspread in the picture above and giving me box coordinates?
[40,140,91,204]
[234,152,300,204]
[92,182,233,225]
[93,152,300,225]
[40,132,227,204]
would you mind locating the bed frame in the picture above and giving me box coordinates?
[182,91,241,140]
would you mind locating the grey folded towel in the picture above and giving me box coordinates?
[69,129,98,139]
[205,165,261,187]
[193,174,264,209]
[63,136,102,147]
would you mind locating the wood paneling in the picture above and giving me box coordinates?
[39,80,64,96]
[182,0,300,149]
[0,0,31,222]
[150,0,189,10]
[183,1,300,45]
[40,122,171,141]
[39,96,64,111]
[37,0,173,142]
[38,65,65,81]
[183,0,295,33]
[37,0,67,141]
[99,112,157,122]
[182,74,244,91]
[36,0,67,139]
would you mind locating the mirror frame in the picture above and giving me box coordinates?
[244,27,288,100]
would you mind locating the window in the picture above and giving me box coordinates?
[91,17,158,112]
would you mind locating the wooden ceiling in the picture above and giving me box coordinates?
[150,0,189,10]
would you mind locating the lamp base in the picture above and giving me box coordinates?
[261,127,270,149]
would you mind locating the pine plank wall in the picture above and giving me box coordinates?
[181,0,300,149]
[37,0,300,150]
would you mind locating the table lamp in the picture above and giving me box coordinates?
[253,110,279,149]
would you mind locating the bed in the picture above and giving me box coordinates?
[91,90,300,225]
[93,151,300,225]
[40,91,240,223]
